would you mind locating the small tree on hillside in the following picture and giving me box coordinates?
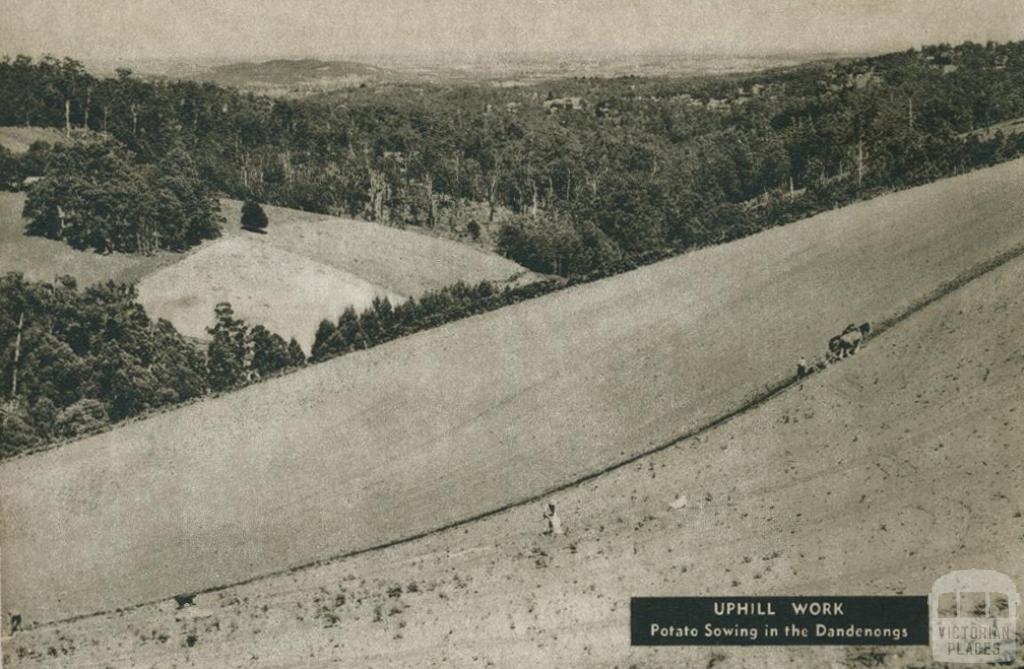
[286,338,306,367]
[206,302,248,391]
[248,325,290,378]
[241,199,269,233]
[310,319,338,363]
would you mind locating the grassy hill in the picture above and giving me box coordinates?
[0,190,533,350]
[8,200,1024,668]
[0,126,67,154]
[136,237,405,352]
[4,157,1024,627]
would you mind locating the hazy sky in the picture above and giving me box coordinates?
[2,0,1023,61]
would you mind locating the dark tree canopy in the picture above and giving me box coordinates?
[22,136,222,254]
[240,199,269,232]
[4,43,1024,273]
[0,275,300,458]
[0,273,208,455]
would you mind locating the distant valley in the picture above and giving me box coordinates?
[83,52,835,95]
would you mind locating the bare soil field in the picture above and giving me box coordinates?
[136,236,406,351]
[0,191,533,348]
[5,181,1024,669]
[3,158,1024,630]
[6,155,1024,626]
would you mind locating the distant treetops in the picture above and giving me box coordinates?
[6,44,1024,272]
[22,135,223,254]
[240,199,269,233]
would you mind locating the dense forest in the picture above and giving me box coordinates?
[3,40,1024,455]
[3,41,1024,272]
[0,274,211,454]
[22,136,223,253]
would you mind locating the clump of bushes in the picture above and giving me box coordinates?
[240,199,269,233]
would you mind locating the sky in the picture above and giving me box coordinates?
[1,0,1023,61]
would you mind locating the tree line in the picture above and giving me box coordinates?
[3,41,1024,270]
[21,136,223,253]
[308,279,559,364]
[0,270,566,457]
[0,273,209,454]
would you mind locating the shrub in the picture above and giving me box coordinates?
[241,199,269,232]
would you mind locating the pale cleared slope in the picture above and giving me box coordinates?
[4,159,1024,624]
[8,198,1024,669]
[136,236,406,351]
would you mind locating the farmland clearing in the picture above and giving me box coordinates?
[135,236,405,351]
[0,191,174,287]
[5,163,1024,668]
[0,186,534,349]
[4,158,1024,629]
[0,126,67,154]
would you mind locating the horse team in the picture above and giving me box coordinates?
[797,321,872,381]
[829,322,872,360]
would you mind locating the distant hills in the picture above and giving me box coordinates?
[100,53,828,96]
[189,58,394,92]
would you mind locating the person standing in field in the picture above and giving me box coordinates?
[797,356,809,379]
[543,502,564,536]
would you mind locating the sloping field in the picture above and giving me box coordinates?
[216,200,533,297]
[4,159,1024,626]
[136,201,533,349]
[7,206,1024,669]
[0,191,533,346]
[0,126,67,154]
[135,236,406,351]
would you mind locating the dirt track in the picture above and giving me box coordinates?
[4,159,1024,628]
[5,176,1024,669]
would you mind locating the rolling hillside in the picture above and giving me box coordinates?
[183,58,394,93]
[135,237,405,352]
[0,189,533,350]
[208,58,385,80]
[4,157,1024,629]
[7,194,1024,668]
